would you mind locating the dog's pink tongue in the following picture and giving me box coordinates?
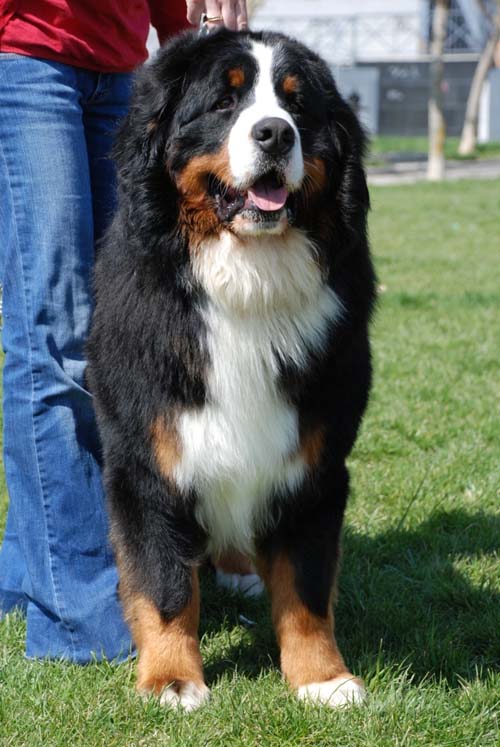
[247,183,288,211]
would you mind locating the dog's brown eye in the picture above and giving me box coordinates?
[212,93,237,112]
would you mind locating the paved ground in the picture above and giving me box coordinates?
[367,158,500,186]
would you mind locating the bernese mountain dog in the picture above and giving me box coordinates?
[87,28,376,711]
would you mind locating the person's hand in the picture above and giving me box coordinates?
[186,0,248,31]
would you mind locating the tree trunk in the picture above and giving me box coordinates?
[458,6,500,156]
[428,0,450,182]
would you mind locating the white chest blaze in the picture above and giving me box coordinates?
[174,230,342,554]
[228,41,304,189]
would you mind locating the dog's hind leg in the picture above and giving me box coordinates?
[212,549,265,597]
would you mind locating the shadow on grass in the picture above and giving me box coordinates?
[200,509,499,688]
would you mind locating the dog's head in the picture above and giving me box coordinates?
[115,29,368,249]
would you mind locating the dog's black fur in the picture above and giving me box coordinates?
[87,28,375,701]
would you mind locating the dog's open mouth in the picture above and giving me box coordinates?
[208,171,290,223]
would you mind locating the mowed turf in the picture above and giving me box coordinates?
[369,136,500,162]
[1,180,499,747]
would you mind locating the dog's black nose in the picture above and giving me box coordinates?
[251,117,295,155]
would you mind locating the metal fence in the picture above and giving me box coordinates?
[252,9,484,67]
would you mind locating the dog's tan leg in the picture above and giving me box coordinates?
[121,567,209,711]
[258,552,365,707]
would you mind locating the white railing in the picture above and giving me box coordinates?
[251,10,483,66]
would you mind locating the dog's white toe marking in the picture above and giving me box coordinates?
[159,681,210,711]
[215,569,265,597]
[297,676,366,708]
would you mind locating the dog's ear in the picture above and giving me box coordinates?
[114,33,199,180]
[314,63,375,320]
[306,55,370,240]
[328,93,370,230]
[111,32,203,242]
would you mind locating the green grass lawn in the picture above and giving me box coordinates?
[369,136,500,163]
[1,180,499,746]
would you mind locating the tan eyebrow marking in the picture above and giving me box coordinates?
[283,75,299,95]
[228,67,245,88]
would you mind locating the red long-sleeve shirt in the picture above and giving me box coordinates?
[0,0,191,72]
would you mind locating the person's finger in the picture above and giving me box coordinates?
[200,0,224,29]
[186,0,245,32]
[219,0,237,31]
[186,0,206,26]
[236,0,248,30]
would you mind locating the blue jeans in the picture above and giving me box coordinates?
[0,53,134,662]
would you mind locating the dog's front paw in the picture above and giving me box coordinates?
[158,680,210,711]
[297,676,366,708]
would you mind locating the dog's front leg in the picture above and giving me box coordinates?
[119,564,209,711]
[256,479,366,707]
[107,459,209,711]
[258,550,365,707]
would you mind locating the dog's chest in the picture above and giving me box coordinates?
[174,231,341,552]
